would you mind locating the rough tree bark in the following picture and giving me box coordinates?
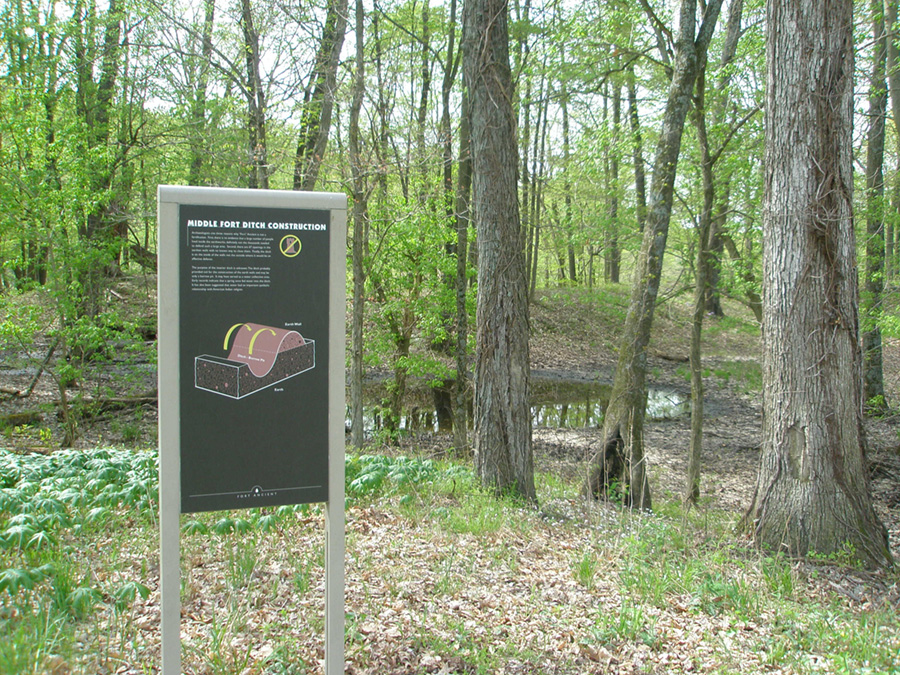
[463,0,535,501]
[584,0,722,509]
[745,0,892,569]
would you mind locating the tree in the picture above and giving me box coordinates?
[73,0,128,316]
[685,0,750,505]
[584,0,723,509]
[744,0,892,569]
[862,0,887,409]
[239,0,269,189]
[0,0,63,287]
[463,0,535,501]
[293,0,349,191]
[187,0,215,186]
[453,93,472,455]
[348,0,369,449]
[886,0,900,283]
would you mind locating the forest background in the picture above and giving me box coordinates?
[1,0,900,672]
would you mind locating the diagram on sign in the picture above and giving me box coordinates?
[195,322,315,399]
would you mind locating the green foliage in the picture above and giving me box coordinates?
[345,453,469,501]
[0,564,53,595]
[433,491,512,536]
[705,315,760,338]
[591,599,659,649]
[111,580,150,613]
[573,550,600,589]
[0,599,70,674]
[0,448,158,622]
[711,359,762,392]
[1,446,898,672]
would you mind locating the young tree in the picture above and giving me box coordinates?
[463,0,535,501]
[187,0,215,186]
[239,0,268,189]
[745,0,892,568]
[348,0,369,449]
[293,0,348,191]
[73,0,128,316]
[887,0,900,282]
[584,0,723,509]
[685,0,750,505]
[862,0,887,409]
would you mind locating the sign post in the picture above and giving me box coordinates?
[157,186,346,674]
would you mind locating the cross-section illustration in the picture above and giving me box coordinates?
[195,322,315,399]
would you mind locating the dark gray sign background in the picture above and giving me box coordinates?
[179,204,330,512]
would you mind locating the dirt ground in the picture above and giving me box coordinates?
[526,289,900,565]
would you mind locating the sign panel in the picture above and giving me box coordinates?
[158,186,346,675]
[177,203,332,512]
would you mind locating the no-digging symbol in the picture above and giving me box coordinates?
[280,234,301,257]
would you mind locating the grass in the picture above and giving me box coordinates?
[710,359,763,392]
[0,447,898,674]
[704,314,760,338]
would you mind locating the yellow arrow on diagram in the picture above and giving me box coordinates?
[223,323,252,351]
[248,328,277,355]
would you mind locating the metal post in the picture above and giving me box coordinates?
[158,191,182,675]
[324,204,347,675]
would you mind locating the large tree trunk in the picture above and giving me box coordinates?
[463,0,535,501]
[584,0,722,509]
[746,0,892,569]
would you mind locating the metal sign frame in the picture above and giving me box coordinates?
[157,186,346,675]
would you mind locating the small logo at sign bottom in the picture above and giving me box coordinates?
[238,485,277,500]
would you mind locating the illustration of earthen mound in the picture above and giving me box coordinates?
[195,322,315,399]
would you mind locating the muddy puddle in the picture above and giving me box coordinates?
[347,373,689,436]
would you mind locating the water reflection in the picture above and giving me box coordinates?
[347,378,689,435]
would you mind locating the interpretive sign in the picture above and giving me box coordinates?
[178,202,331,512]
[157,186,346,675]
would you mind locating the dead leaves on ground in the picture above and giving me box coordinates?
[69,500,900,674]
